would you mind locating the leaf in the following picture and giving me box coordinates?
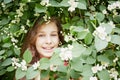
[4,0,12,4]
[0,18,10,26]
[77,31,88,39]
[34,4,47,13]
[0,69,6,76]
[15,68,26,79]
[113,27,120,34]
[39,58,50,70]
[86,56,96,64]
[23,49,32,63]
[111,35,120,45]
[60,0,69,7]
[84,33,93,45]
[72,42,86,57]
[14,47,20,56]
[101,23,113,34]
[97,55,110,63]
[113,15,120,23]
[1,58,12,66]
[82,46,93,58]
[0,50,5,55]
[71,58,83,72]
[94,36,108,52]
[26,67,39,79]
[81,64,93,77]
[57,65,67,73]
[7,66,15,72]
[2,43,12,48]
[97,70,110,80]
[49,0,60,7]
[50,53,63,65]
[77,1,87,10]
[95,12,105,22]
[115,51,120,57]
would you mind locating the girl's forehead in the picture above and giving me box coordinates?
[38,22,58,32]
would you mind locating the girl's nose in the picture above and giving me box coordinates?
[46,36,52,44]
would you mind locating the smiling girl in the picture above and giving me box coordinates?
[19,15,64,80]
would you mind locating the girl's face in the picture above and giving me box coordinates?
[35,22,59,58]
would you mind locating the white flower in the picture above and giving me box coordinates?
[107,1,120,11]
[68,0,78,12]
[11,57,21,69]
[20,60,27,71]
[40,0,51,6]
[108,21,115,28]
[101,62,109,69]
[32,61,40,70]
[109,68,118,80]
[91,64,103,73]
[93,26,107,40]
[59,47,73,61]
[113,57,118,63]
[90,76,98,80]
[105,35,111,42]
[102,9,107,14]
[91,66,98,73]
[50,64,58,72]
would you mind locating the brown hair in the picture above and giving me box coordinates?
[21,15,64,64]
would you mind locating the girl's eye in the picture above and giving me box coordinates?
[51,34,58,36]
[39,34,45,37]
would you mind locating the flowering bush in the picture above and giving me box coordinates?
[0,0,120,80]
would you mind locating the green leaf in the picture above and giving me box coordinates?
[94,36,108,52]
[60,0,69,7]
[82,46,93,59]
[26,67,39,79]
[97,55,110,63]
[115,51,120,57]
[97,70,110,80]
[101,23,114,34]
[2,43,12,48]
[57,65,67,73]
[70,70,80,78]
[71,58,83,72]
[77,1,87,10]
[81,64,93,77]
[0,69,6,76]
[15,68,26,79]
[0,17,10,25]
[0,50,5,55]
[39,58,50,70]
[84,33,93,45]
[49,0,60,7]
[35,4,47,13]
[113,15,120,23]
[7,66,15,72]
[14,47,20,56]
[1,58,12,66]
[23,49,32,63]
[4,0,12,4]
[72,42,86,57]
[113,27,120,34]
[50,53,63,65]
[95,12,105,22]
[111,35,120,45]
[77,31,88,39]
[86,56,96,64]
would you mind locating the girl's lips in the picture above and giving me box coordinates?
[42,47,54,52]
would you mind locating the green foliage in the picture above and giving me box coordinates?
[23,49,32,63]
[0,0,120,80]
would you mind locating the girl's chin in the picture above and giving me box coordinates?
[40,52,53,58]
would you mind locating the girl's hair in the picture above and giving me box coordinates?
[21,15,64,64]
